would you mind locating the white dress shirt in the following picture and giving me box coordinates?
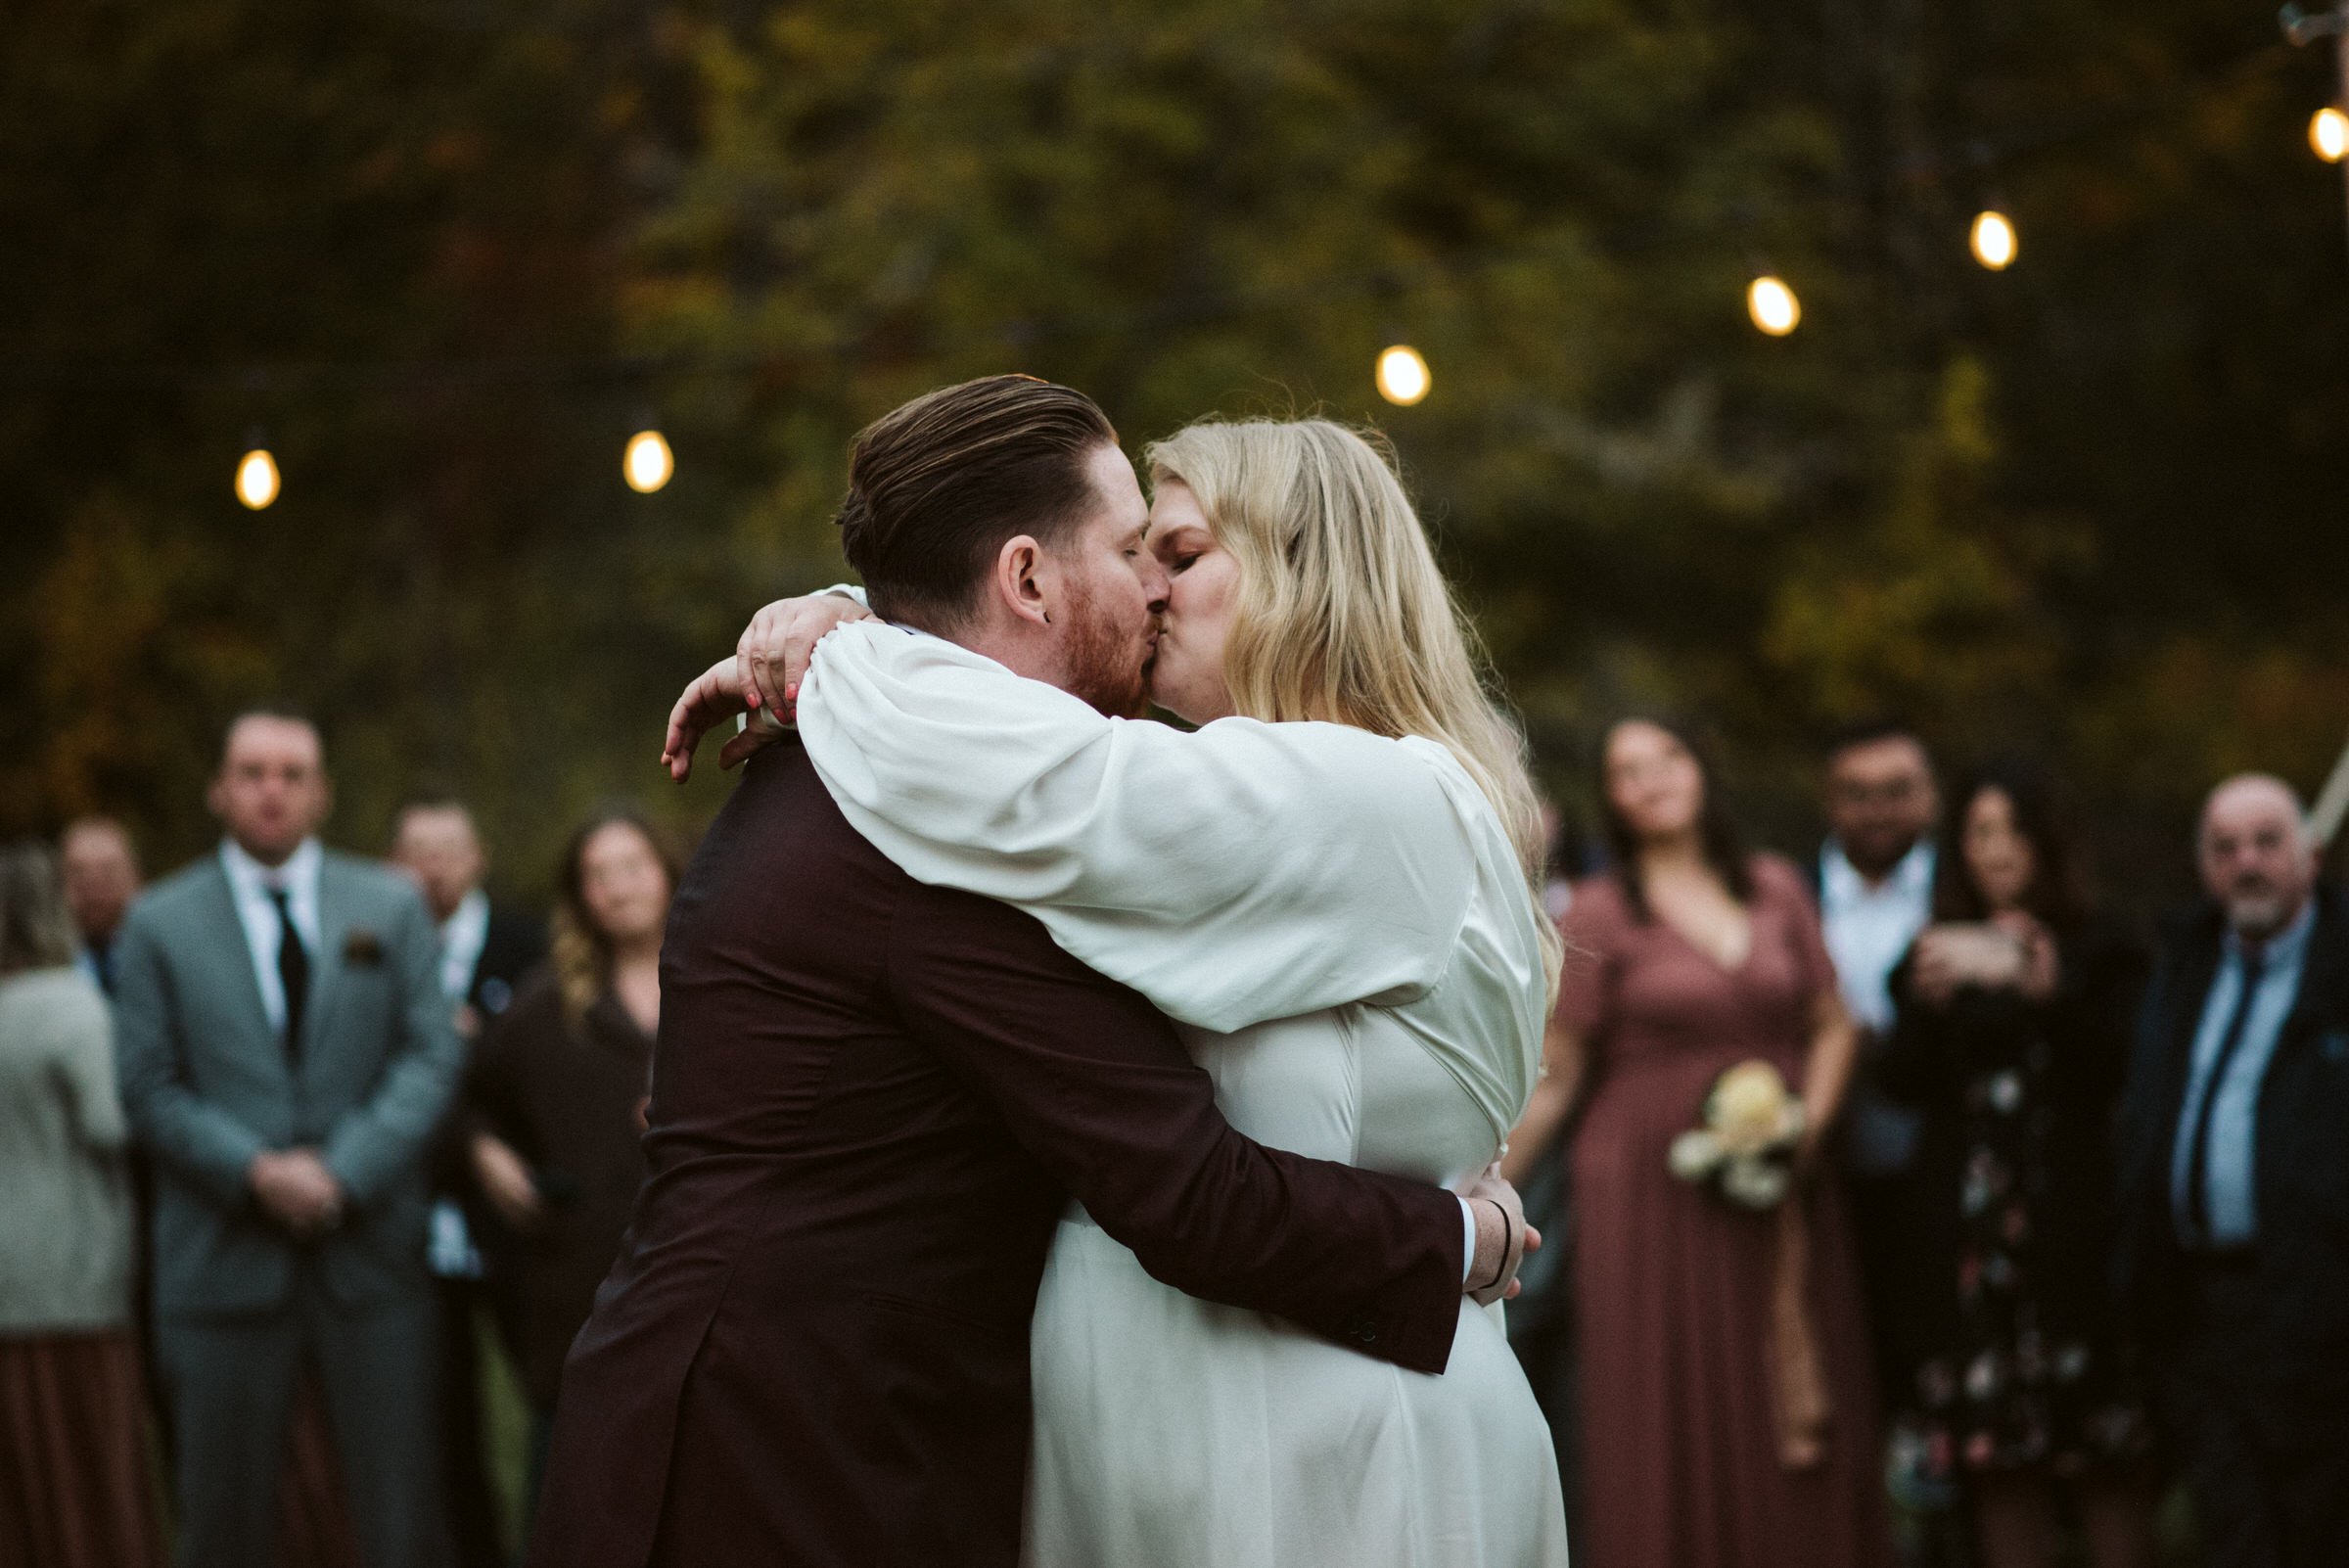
[436,888,490,1004]
[1819,839,1936,1037]
[218,838,324,1036]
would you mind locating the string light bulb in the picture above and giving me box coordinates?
[1746,274,1800,337]
[1970,208,2019,270]
[235,443,280,510]
[2312,107,2349,163]
[1374,345,1431,406]
[623,428,674,493]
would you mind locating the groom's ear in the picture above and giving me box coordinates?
[990,533,1056,629]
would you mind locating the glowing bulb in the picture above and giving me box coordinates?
[1970,209,2018,270]
[623,429,674,493]
[1746,275,1800,337]
[1374,345,1430,406]
[235,447,280,510]
[2312,107,2348,163]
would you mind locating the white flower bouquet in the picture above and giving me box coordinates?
[1668,1060,1809,1212]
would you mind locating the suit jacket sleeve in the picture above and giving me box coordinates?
[887,883,1466,1375]
[112,906,269,1210]
[321,886,466,1207]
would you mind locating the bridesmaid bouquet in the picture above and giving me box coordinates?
[1668,1061,1808,1211]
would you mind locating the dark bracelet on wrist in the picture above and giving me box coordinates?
[1475,1197,1512,1293]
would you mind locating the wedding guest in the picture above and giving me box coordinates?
[1506,715,1888,1568]
[1812,720,1942,1407]
[390,798,545,1568]
[112,710,462,1568]
[392,801,543,1045]
[1507,791,1586,1537]
[0,841,164,1568]
[467,810,671,1519]
[58,814,168,1461]
[1879,765,2155,1568]
[61,816,142,997]
[2115,774,2348,1568]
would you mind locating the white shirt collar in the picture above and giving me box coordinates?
[2230,896,2317,970]
[1820,838,1934,907]
[219,836,323,906]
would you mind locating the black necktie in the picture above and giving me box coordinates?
[268,886,309,1062]
[2183,942,2265,1246]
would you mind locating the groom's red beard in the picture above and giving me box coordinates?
[1060,580,1154,719]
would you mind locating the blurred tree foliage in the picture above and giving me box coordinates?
[4,0,2343,905]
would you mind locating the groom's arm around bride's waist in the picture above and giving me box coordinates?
[891,877,1472,1375]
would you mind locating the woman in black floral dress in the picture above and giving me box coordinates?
[1881,764,2157,1568]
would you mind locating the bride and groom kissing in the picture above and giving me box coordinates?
[526,375,1573,1567]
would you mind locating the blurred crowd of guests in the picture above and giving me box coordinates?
[0,710,673,1568]
[2,704,2343,1568]
[1501,717,2348,1568]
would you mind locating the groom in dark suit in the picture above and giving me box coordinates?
[529,376,1520,1568]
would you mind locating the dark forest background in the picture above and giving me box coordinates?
[6,0,2345,907]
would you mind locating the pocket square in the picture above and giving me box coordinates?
[343,929,386,966]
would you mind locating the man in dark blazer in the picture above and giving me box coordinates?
[114,711,465,1568]
[530,377,1520,1568]
[2115,773,2349,1568]
[392,798,546,1568]
[391,800,543,1040]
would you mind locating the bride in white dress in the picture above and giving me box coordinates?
[743,418,1570,1567]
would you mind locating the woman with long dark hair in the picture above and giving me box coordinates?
[1879,764,2155,1568]
[1503,716,1888,1568]
[466,809,677,1511]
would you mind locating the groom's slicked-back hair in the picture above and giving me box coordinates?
[835,374,1119,628]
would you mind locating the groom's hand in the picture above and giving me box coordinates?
[1463,1165,1538,1308]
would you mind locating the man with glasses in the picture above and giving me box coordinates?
[1812,719,1945,1519]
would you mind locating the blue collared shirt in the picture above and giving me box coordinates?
[2169,899,2317,1246]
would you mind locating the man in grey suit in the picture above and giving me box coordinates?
[114,710,464,1568]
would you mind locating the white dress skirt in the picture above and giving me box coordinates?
[797,620,1572,1568]
[1025,1007,1569,1568]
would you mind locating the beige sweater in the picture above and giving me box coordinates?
[0,967,134,1332]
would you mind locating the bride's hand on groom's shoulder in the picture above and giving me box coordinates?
[662,657,765,782]
[663,592,876,782]
[736,591,873,718]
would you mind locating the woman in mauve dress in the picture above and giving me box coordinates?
[1505,716,1893,1568]
[0,840,164,1568]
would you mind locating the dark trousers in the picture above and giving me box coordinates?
[155,1284,451,1568]
[435,1275,506,1568]
[2161,1264,2349,1568]
[1845,1165,1931,1405]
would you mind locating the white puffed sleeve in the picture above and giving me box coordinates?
[797,622,1480,1035]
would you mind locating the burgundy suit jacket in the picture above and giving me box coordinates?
[527,738,1465,1568]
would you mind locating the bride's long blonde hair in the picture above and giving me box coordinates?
[1144,417,1562,999]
